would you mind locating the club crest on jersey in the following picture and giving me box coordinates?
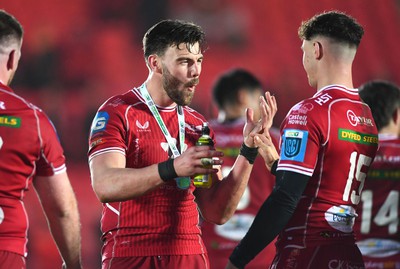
[281,129,308,162]
[91,111,109,134]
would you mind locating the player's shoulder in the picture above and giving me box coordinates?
[99,88,143,111]
[182,105,207,123]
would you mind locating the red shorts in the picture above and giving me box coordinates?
[102,253,210,269]
[0,251,26,269]
[270,244,365,269]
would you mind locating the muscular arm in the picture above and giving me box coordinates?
[89,152,165,202]
[227,171,310,269]
[33,172,82,269]
[90,148,223,203]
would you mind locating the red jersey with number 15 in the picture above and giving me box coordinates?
[276,85,378,249]
[0,83,66,257]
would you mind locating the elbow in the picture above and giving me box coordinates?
[91,178,114,203]
[201,208,233,225]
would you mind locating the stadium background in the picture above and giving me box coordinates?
[2,0,400,268]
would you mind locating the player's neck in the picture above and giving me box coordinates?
[144,77,176,108]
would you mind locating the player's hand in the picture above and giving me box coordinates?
[254,132,280,171]
[173,145,223,177]
[243,91,277,147]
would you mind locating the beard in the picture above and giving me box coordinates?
[162,65,198,106]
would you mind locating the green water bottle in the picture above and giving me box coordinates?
[193,122,214,188]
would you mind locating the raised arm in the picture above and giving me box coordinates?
[195,92,277,224]
[33,172,82,269]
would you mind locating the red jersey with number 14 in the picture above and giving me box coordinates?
[276,85,378,249]
[0,83,66,257]
[354,135,400,263]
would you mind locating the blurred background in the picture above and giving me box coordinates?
[2,0,400,268]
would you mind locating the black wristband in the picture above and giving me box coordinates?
[239,143,258,164]
[271,159,279,175]
[158,159,178,182]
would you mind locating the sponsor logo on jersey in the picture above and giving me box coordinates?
[367,168,400,180]
[357,238,400,258]
[281,129,308,162]
[185,123,202,135]
[287,114,307,126]
[0,116,21,127]
[90,138,105,148]
[314,93,332,105]
[328,259,364,269]
[91,111,109,134]
[339,129,378,145]
[347,110,374,127]
[292,102,314,114]
[0,101,5,110]
[325,205,355,233]
[136,120,150,132]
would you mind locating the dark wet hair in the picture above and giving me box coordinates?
[0,10,23,47]
[298,10,364,47]
[142,19,206,63]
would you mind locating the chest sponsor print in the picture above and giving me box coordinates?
[0,115,21,128]
[338,129,378,145]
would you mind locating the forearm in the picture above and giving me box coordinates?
[229,171,310,268]
[34,173,83,268]
[47,201,82,269]
[197,154,253,224]
[91,164,164,202]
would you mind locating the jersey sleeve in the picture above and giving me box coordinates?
[35,110,66,176]
[88,99,128,161]
[277,101,326,176]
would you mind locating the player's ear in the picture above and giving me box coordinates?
[313,41,323,60]
[148,54,162,73]
[7,50,17,71]
[393,107,400,125]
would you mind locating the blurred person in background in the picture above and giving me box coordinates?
[87,19,275,269]
[0,9,82,269]
[355,80,400,269]
[201,68,280,268]
[226,10,379,269]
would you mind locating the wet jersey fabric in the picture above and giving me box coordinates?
[88,87,211,260]
[0,82,66,257]
[201,118,279,269]
[276,85,379,249]
[354,135,400,268]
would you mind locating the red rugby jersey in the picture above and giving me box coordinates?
[276,85,378,249]
[88,87,211,259]
[354,135,400,259]
[0,82,66,257]
[201,118,280,269]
